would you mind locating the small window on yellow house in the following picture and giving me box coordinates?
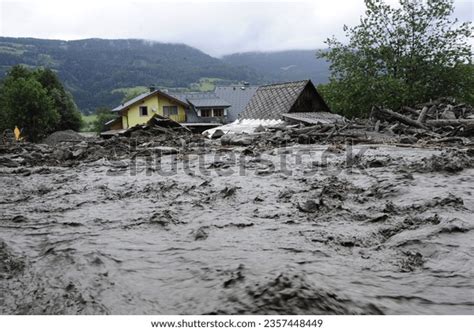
[139,106,148,116]
[163,106,178,117]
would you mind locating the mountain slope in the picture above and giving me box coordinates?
[0,37,258,112]
[221,50,330,85]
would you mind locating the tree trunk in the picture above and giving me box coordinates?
[426,119,474,127]
[373,106,429,129]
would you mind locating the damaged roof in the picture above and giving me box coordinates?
[239,80,330,120]
[281,112,345,125]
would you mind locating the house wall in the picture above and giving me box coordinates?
[121,95,186,128]
[122,114,128,129]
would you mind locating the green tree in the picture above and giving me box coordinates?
[35,68,83,131]
[318,0,473,117]
[93,107,117,133]
[0,65,83,141]
[1,76,59,142]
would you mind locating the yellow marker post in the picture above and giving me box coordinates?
[14,126,20,141]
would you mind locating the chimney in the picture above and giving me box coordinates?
[149,85,156,92]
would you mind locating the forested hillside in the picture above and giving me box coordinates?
[0,37,259,113]
[0,38,332,113]
[221,50,330,85]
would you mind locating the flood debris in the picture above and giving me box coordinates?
[371,98,474,143]
[0,98,473,314]
[101,114,191,138]
[43,130,89,146]
[209,98,473,149]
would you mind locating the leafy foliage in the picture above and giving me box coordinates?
[35,68,83,131]
[92,108,117,133]
[317,0,473,117]
[80,114,97,132]
[0,65,82,142]
[0,73,58,142]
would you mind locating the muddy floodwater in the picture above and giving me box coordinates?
[1,143,473,314]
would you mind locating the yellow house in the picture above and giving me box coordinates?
[111,87,188,129]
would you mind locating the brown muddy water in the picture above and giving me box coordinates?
[1,144,473,314]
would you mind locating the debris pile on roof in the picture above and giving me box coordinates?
[281,112,346,125]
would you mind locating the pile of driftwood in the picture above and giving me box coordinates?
[269,98,474,146]
[371,98,474,141]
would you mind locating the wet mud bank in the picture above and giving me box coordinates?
[1,137,473,314]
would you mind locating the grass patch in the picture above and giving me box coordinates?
[189,77,223,92]
[81,114,97,132]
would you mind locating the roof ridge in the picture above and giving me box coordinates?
[215,85,259,88]
[259,79,310,88]
[112,88,188,112]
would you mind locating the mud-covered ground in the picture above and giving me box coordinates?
[1,139,473,314]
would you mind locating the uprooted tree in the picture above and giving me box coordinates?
[317,0,473,117]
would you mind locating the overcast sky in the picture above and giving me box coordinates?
[0,0,472,57]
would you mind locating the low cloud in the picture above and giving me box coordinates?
[0,0,471,56]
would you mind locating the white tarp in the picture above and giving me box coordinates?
[202,119,284,137]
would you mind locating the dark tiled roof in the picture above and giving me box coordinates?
[170,91,231,123]
[187,98,230,108]
[171,92,230,108]
[281,112,345,124]
[214,85,259,122]
[239,80,310,120]
[170,91,217,104]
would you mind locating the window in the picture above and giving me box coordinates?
[139,106,148,116]
[213,108,224,117]
[163,106,178,117]
[200,109,212,117]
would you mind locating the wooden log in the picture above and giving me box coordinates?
[401,106,420,117]
[373,107,429,129]
[308,132,368,138]
[425,119,474,127]
[374,120,381,132]
[293,124,335,134]
[417,106,429,123]
[324,126,337,143]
